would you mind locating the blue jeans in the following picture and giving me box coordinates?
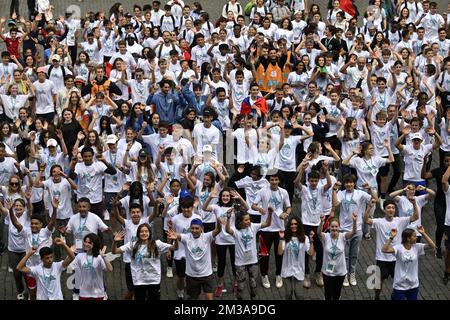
[344,230,362,274]
[392,287,419,300]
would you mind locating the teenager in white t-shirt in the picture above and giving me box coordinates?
[278,217,315,300]
[295,159,332,288]
[113,223,177,300]
[7,198,58,300]
[382,226,435,300]
[170,197,202,300]
[332,173,377,286]
[390,184,435,238]
[364,198,419,300]
[202,187,249,298]
[72,233,113,300]
[318,213,357,300]
[167,217,221,300]
[17,239,75,300]
[252,174,291,289]
[226,208,273,299]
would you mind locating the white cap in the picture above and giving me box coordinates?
[47,138,58,147]
[105,134,118,145]
[51,54,61,62]
[202,144,213,153]
[411,132,423,141]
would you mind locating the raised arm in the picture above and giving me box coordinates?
[345,212,358,240]
[364,199,376,225]
[260,208,273,229]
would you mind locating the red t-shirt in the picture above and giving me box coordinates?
[2,37,20,57]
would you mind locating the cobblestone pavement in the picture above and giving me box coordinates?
[0,0,449,301]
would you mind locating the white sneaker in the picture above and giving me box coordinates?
[303,275,311,288]
[315,272,324,287]
[276,275,283,288]
[103,293,108,300]
[166,267,173,278]
[8,267,13,273]
[262,275,271,289]
[16,292,25,300]
[72,293,79,300]
[349,273,357,286]
[343,275,350,287]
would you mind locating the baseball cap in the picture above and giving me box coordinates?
[74,76,85,83]
[294,10,302,15]
[202,108,214,117]
[106,134,118,145]
[411,132,423,141]
[7,19,17,26]
[202,144,213,153]
[51,54,61,62]
[179,189,192,199]
[139,149,148,157]
[190,218,203,227]
[37,67,46,74]
[47,138,58,147]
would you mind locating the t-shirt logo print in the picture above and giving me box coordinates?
[241,231,252,250]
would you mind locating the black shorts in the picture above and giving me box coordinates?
[376,260,396,280]
[186,274,216,298]
[444,225,450,250]
[174,258,186,277]
[378,157,390,177]
[203,222,216,233]
[325,135,341,152]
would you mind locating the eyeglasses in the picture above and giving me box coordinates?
[10,182,19,186]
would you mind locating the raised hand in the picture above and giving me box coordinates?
[114,230,125,242]
[51,198,60,209]
[402,126,411,135]
[390,228,397,238]
[53,237,66,246]
[416,225,425,234]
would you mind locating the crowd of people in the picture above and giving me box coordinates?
[0,0,449,301]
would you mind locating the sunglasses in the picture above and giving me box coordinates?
[10,182,19,186]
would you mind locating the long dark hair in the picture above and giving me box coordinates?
[285,217,306,243]
[343,117,359,141]
[132,223,158,259]
[83,233,101,257]
[99,116,113,136]
[129,181,144,212]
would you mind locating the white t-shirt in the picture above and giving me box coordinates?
[29,261,65,300]
[276,136,302,172]
[232,128,258,164]
[372,217,410,262]
[192,123,221,159]
[72,253,106,298]
[0,157,18,187]
[397,195,427,235]
[74,161,107,204]
[181,232,215,277]
[321,233,347,277]
[210,205,234,245]
[122,218,150,263]
[33,80,57,115]
[42,178,73,220]
[5,213,30,252]
[119,195,151,220]
[66,212,108,252]
[103,149,127,193]
[392,243,426,290]
[19,227,53,267]
[369,123,391,157]
[402,144,432,181]
[235,176,270,216]
[253,186,290,232]
[281,237,310,281]
[336,189,372,232]
[232,223,262,266]
[171,213,202,260]
[300,185,326,227]
[319,176,337,216]
[349,156,387,188]
[119,240,171,285]
[0,94,29,121]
